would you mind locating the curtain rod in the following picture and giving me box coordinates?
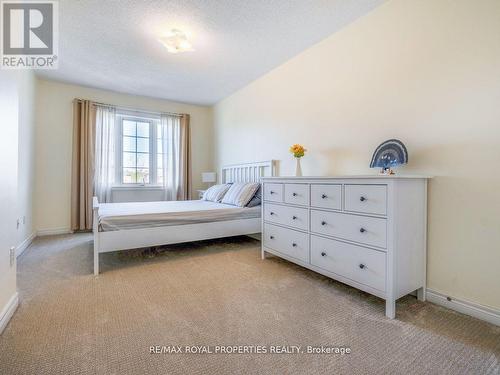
[73,98,184,117]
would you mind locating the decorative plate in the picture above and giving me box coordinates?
[369,139,408,173]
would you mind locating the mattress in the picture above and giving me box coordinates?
[98,200,261,231]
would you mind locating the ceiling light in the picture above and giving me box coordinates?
[158,29,194,54]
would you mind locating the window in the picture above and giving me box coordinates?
[122,119,150,184]
[116,114,162,185]
[157,126,164,184]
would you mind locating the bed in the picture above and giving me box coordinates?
[92,160,275,274]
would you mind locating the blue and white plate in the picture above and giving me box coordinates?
[370,139,408,172]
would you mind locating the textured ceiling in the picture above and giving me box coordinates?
[37,0,386,105]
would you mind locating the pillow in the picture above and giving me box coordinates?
[221,183,260,207]
[246,185,262,207]
[202,184,231,202]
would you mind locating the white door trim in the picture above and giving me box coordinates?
[0,292,19,335]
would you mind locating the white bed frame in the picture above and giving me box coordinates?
[93,160,276,274]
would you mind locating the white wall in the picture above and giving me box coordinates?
[111,187,165,203]
[214,0,500,309]
[17,71,36,250]
[0,70,35,328]
[0,71,18,322]
[35,79,213,234]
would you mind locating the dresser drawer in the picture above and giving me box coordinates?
[264,203,309,231]
[344,184,387,215]
[263,183,283,202]
[311,210,387,249]
[284,184,310,206]
[311,235,386,292]
[263,223,309,262]
[311,184,342,210]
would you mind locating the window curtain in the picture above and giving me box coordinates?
[71,100,96,231]
[94,105,116,203]
[160,113,191,200]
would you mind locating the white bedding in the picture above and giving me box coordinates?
[98,200,261,231]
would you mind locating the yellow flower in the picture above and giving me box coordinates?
[289,144,307,158]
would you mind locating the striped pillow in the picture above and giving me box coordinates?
[202,184,231,202]
[246,185,262,207]
[221,183,260,207]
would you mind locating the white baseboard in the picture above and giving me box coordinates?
[427,289,500,327]
[36,227,72,236]
[0,292,19,335]
[16,232,36,258]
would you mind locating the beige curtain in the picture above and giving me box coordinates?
[71,100,96,231]
[179,114,191,200]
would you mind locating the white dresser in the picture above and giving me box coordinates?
[261,176,429,318]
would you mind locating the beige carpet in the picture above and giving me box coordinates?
[0,234,499,375]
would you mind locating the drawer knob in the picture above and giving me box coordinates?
[321,221,327,226]
[292,216,297,220]
[292,243,297,247]
[321,194,327,199]
[359,264,366,269]
[270,236,274,239]
[270,212,275,215]
[360,196,367,202]
[270,191,275,194]
[359,227,366,233]
[321,252,326,257]
[292,192,298,196]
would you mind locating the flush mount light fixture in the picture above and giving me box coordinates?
[158,29,194,54]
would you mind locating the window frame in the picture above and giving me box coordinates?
[115,114,161,187]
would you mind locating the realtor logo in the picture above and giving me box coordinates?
[1,0,58,69]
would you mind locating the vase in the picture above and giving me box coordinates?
[295,158,302,177]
